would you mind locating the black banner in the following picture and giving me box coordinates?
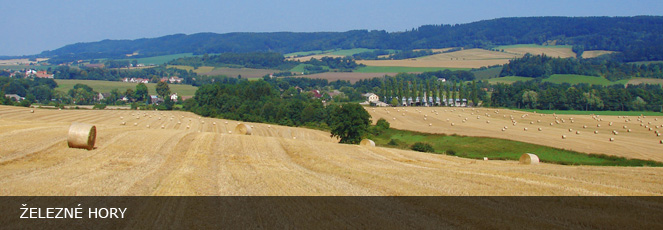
[2,196,662,229]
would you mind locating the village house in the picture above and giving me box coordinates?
[310,90,322,99]
[362,93,379,102]
[34,71,54,79]
[4,94,24,101]
[150,95,164,105]
[170,93,179,102]
[123,78,149,83]
[168,76,183,84]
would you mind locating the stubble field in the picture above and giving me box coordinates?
[0,105,662,196]
[368,107,663,162]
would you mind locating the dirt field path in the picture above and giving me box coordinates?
[1,105,662,196]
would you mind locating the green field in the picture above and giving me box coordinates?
[355,66,468,73]
[290,63,330,73]
[486,76,532,84]
[543,74,629,86]
[512,109,663,116]
[285,48,385,58]
[472,66,503,80]
[122,53,195,65]
[372,129,662,166]
[326,48,377,56]
[0,65,57,71]
[284,50,333,57]
[493,44,573,49]
[55,79,198,97]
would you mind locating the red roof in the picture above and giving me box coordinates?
[310,90,322,98]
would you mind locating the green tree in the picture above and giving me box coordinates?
[156,81,171,99]
[328,103,371,144]
[135,83,149,102]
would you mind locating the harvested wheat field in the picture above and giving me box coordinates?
[500,46,576,58]
[298,72,393,83]
[582,50,616,59]
[368,107,663,162]
[358,49,520,68]
[288,54,346,62]
[1,105,663,196]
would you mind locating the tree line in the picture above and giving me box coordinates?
[501,54,663,81]
[38,16,663,63]
[168,52,364,72]
[490,81,663,112]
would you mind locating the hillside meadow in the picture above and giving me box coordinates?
[55,79,198,97]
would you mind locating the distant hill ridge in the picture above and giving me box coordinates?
[40,16,663,63]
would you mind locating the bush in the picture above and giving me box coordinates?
[93,103,107,110]
[387,139,400,146]
[376,118,390,130]
[446,149,456,156]
[411,142,434,153]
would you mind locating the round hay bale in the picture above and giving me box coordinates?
[67,123,96,150]
[30,110,34,113]
[234,124,252,135]
[594,131,599,134]
[562,135,567,139]
[538,128,542,131]
[610,137,615,142]
[583,125,587,129]
[429,123,432,126]
[483,157,488,161]
[486,120,490,124]
[519,153,539,165]
[660,140,663,144]
[576,131,580,135]
[360,139,376,147]
[121,121,126,125]
[523,127,528,131]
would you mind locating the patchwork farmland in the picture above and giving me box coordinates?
[0,105,662,196]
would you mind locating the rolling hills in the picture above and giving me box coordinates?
[1,105,662,196]
[35,16,663,63]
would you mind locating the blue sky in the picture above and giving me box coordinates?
[1,0,662,56]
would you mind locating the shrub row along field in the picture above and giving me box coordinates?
[373,129,661,166]
[487,75,657,86]
[1,105,663,196]
[54,79,199,97]
[493,44,576,58]
[367,107,663,162]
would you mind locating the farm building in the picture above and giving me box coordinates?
[4,94,24,101]
[310,90,322,99]
[34,71,53,79]
[170,93,179,102]
[150,95,164,104]
[363,93,380,102]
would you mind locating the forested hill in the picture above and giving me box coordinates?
[40,16,663,63]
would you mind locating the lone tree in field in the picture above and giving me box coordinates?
[135,83,149,102]
[156,81,171,99]
[328,103,371,144]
